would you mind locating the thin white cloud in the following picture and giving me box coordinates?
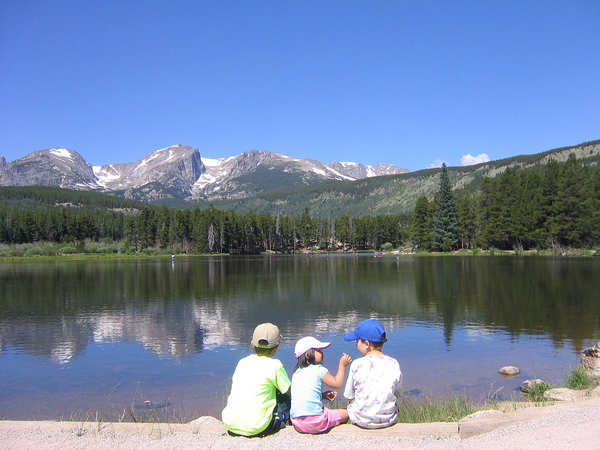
[460,153,490,166]
[428,159,445,168]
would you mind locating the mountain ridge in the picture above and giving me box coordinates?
[1,138,598,216]
[0,145,408,202]
[206,139,600,217]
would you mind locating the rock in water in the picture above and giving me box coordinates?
[499,366,520,376]
[521,379,546,393]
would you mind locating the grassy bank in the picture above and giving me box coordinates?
[395,396,479,423]
[44,396,486,425]
[405,248,598,257]
[521,365,599,402]
[1,240,598,259]
[0,240,225,259]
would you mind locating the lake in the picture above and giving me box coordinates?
[1,255,599,421]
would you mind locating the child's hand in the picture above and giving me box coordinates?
[340,353,352,367]
[322,390,337,401]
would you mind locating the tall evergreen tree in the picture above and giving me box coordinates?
[412,196,433,250]
[432,164,458,251]
[456,192,477,249]
[541,159,561,247]
[590,168,600,243]
[157,206,171,248]
[553,154,589,247]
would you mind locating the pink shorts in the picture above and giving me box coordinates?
[291,408,345,434]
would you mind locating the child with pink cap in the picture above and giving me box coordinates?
[290,336,352,434]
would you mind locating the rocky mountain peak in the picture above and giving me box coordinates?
[93,145,204,198]
[0,148,97,188]
[1,143,411,203]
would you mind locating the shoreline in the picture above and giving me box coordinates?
[0,247,597,261]
[2,396,600,449]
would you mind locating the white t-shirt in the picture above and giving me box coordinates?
[290,364,329,418]
[343,353,402,428]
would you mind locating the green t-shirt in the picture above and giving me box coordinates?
[221,354,291,436]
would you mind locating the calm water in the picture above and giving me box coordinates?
[1,255,599,420]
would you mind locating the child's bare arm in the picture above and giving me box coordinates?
[322,353,352,389]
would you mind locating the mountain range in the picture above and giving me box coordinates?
[0,145,408,202]
[1,139,598,216]
[209,139,600,216]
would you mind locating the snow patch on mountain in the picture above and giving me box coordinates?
[49,148,74,160]
[325,166,355,180]
[93,165,122,187]
[201,157,223,167]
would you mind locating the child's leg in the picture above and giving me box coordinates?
[291,408,348,434]
[275,390,291,424]
[257,391,291,437]
[332,408,349,423]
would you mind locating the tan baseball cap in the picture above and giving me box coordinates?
[251,323,280,349]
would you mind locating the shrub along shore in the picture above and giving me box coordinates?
[0,239,597,259]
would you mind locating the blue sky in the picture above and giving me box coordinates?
[1,1,599,171]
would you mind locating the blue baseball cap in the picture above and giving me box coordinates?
[344,319,387,343]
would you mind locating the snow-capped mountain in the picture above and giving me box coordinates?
[192,151,408,199]
[0,148,97,189]
[0,145,409,202]
[194,151,351,199]
[93,145,203,198]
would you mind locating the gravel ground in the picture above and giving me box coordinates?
[1,397,599,450]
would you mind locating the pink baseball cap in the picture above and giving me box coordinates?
[294,336,331,358]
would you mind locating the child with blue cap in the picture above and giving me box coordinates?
[343,319,402,428]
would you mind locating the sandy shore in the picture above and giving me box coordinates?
[1,397,599,449]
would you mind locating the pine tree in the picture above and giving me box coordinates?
[590,167,600,244]
[456,192,477,249]
[541,159,561,247]
[412,196,433,250]
[157,206,170,248]
[553,154,588,246]
[432,164,458,251]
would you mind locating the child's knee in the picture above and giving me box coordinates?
[339,409,349,422]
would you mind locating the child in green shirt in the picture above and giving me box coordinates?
[222,323,291,437]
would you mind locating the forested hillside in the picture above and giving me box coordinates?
[413,154,600,250]
[204,139,600,217]
[1,152,599,254]
[0,187,144,244]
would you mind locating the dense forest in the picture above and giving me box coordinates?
[1,154,599,254]
[413,154,600,251]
